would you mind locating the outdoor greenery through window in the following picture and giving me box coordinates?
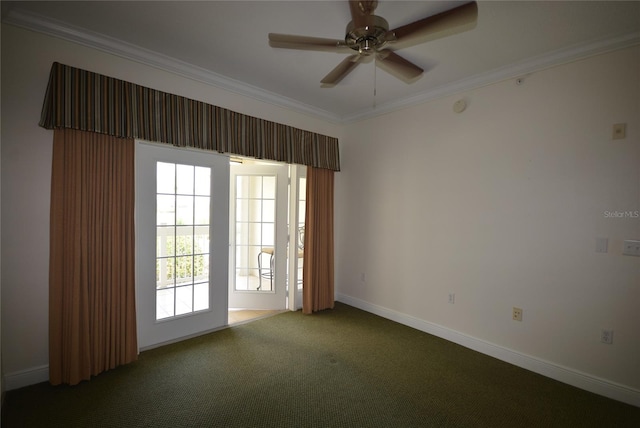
[156,162,211,320]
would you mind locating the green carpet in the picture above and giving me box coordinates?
[3,302,639,427]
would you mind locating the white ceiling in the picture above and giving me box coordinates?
[3,1,640,123]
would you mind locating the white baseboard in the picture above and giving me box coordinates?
[336,293,640,408]
[4,364,49,391]
[6,298,640,408]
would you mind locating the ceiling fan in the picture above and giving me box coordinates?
[268,1,478,87]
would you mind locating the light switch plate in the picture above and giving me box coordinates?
[623,240,640,257]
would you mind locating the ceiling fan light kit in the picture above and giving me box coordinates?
[268,1,478,87]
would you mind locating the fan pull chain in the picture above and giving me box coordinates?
[373,60,377,109]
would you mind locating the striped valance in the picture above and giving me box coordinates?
[39,62,340,171]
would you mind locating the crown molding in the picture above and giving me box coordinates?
[5,8,639,125]
[3,8,343,124]
[343,31,640,123]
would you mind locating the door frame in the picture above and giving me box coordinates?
[287,165,306,311]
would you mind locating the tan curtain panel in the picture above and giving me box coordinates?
[302,167,335,314]
[39,62,340,171]
[49,129,138,385]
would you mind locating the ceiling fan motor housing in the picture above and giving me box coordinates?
[345,15,390,54]
[268,1,478,85]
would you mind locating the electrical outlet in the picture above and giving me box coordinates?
[448,293,455,304]
[601,329,614,345]
[612,123,626,140]
[595,237,608,253]
[512,307,523,322]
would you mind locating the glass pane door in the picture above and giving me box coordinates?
[136,142,229,350]
[233,174,276,292]
[156,162,211,320]
[229,162,287,310]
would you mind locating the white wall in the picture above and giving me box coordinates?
[335,45,640,405]
[0,24,341,388]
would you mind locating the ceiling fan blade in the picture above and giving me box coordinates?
[268,33,349,52]
[321,55,363,87]
[349,0,378,27]
[376,50,424,82]
[386,1,478,46]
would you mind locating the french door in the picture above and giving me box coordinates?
[229,162,288,310]
[287,165,306,311]
[136,142,229,349]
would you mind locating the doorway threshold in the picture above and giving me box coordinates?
[228,309,286,326]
